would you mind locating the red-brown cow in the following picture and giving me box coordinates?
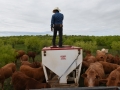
[106,54,114,63]
[20,54,29,61]
[99,61,119,74]
[82,50,96,70]
[15,50,26,64]
[81,62,105,87]
[26,78,51,89]
[20,65,45,82]
[82,56,96,69]
[21,61,42,68]
[113,55,120,65]
[12,71,51,90]
[96,50,107,62]
[27,51,36,62]
[100,66,120,86]
[83,50,92,61]
[0,63,16,90]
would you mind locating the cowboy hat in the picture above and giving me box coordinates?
[53,7,61,12]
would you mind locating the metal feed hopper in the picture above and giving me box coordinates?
[42,45,83,87]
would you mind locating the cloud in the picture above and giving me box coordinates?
[0,0,120,36]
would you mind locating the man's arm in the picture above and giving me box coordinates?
[51,15,54,31]
[62,14,64,20]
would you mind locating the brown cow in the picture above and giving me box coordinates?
[83,50,92,61]
[100,66,120,86]
[20,54,29,61]
[113,55,120,65]
[21,61,42,68]
[81,62,105,87]
[27,51,36,62]
[82,56,96,69]
[106,54,114,63]
[0,63,16,90]
[12,71,51,90]
[96,50,107,62]
[99,61,119,74]
[82,50,96,70]
[26,78,51,89]
[20,65,45,82]
[15,50,26,64]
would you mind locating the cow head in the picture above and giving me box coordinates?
[100,71,120,86]
[96,50,107,61]
[81,70,100,87]
[100,77,120,86]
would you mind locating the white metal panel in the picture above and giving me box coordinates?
[42,49,82,77]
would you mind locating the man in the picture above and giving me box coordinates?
[51,7,64,47]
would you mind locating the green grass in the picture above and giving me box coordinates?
[3,78,13,90]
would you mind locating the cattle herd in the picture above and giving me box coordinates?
[0,48,120,90]
[82,48,120,87]
[0,50,51,90]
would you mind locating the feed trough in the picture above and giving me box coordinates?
[41,45,83,87]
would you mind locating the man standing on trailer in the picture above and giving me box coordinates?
[51,7,64,47]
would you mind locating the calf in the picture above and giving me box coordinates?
[82,56,96,69]
[83,50,92,61]
[81,62,105,87]
[20,54,29,61]
[96,50,107,62]
[106,54,114,63]
[99,61,119,74]
[12,71,51,90]
[26,78,51,89]
[0,63,16,90]
[21,61,42,68]
[27,51,36,62]
[15,50,26,64]
[113,55,120,65]
[20,65,45,82]
[100,66,120,86]
[82,50,96,71]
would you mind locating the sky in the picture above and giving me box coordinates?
[0,0,120,36]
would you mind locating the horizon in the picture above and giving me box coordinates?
[0,31,119,37]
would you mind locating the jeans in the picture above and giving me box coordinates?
[52,24,63,47]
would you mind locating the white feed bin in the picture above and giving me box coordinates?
[42,45,83,86]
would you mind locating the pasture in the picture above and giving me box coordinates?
[0,35,120,89]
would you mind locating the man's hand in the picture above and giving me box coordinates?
[51,27,53,31]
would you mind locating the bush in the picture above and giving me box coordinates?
[74,41,97,53]
[0,45,16,67]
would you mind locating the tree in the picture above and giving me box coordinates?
[24,36,41,52]
[74,41,97,53]
[0,39,4,46]
[111,41,120,54]
[0,45,16,67]
[7,37,18,48]
[63,39,73,45]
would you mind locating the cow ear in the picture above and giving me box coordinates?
[81,73,87,78]
[99,79,108,84]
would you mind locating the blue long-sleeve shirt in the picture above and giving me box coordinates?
[51,12,64,27]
